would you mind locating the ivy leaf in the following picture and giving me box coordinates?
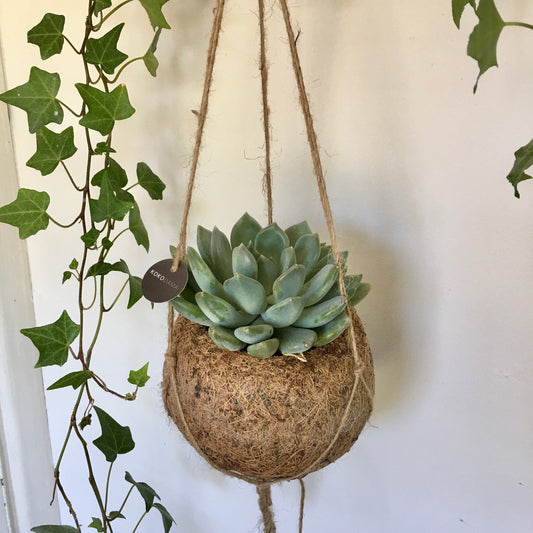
[81,227,101,247]
[85,23,128,75]
[143,28,162,77]
[124,471,160,512]
[94,141,116,155]
[127,275,143,308]
[27,13,65,60]
[76,83,135,136]
[93,406,135,462]
[47,370,93,391]
[138,0,171,29]
[467,0,505,93]
[0,188,50,239]
[62,271,72,284]
[89,175,134,222]
[137,162,165,200]
[0,67,63,133]
[31,526,79,533]
[108,511,125,520]
[452,0,476,29]
[69,258,79,270]
[94,0,112,16]
[506,137,533,198]
[80,413,92,430]
[88,518,104,532]
[129,201,149,252]
[85,259,128,278]
[91,159,128,190]
[153,503,175,533]
[26,126,77,176]
[128,362,150,387]
[21,310,80,368]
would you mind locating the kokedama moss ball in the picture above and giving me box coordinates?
[162,312,374,482]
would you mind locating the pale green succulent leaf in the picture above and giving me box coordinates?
[223,274,267,314]
[210,226,233,282]
[232,243,258,278]
[293,295,345,328]
[208,326,245,351]
[261,296,304,328]
[300,264,339,307]
[247,337,279,359]
[277,326,316,354]
[280,246,296,272]
[170,296,214,327]
[234,324,273,344]
[285,220,312,246]
[196,292,255,327]
[256,255,278,295]
[230,212,262,248]
[186,247,224,298]
[319,244,332,261]
[294,233,320,275]
[254,223,290,265]
[314,312,351,347]
[272,264,306,303]
[348,282,371,307]
[322,273,362,302]
[197,226,213,267]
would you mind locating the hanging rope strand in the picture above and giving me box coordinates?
[172,0,227,270]
[258,0,274,224]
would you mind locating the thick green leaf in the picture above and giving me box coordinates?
[127,275,143,308]
[254,223,290,265]
[138,0,171,29]
[0,188,50,239]
[81,227,101,247]
[467,0,505,92]
[506,137,533,198]
[26,126,77,175]
[196,292,254,328]
[0,67,63,133]
[85,23,128,75]
[223,274,267,314]
[452,0,476,28]
[186,247,224,298]
[88,518,104,532]
[129,201,149,252]
[85,259,128,278]
[31,526,79,533]
[137,162,165,199]
[170,296,214,327]
[153,503,175,533]
[197,226,213,266]
[47,370,93,390]
[232,243,258,278]
[89,175,134,222]
[230,212,262,248]
[144,28,162,76]
[27,13,65,60]
[21,310,80,368]
[125,471,160,512]
[128,362,150,387]
[208,326,246,351]
[77,83,135,135]
[285,220,312,246]
[93,406,135,462]
[210,227,233,282]
[94,0,112,16]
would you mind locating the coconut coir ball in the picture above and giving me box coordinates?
[162,312,374,482]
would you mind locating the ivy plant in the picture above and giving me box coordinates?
[0,1,175,532]
[453,0,533,197]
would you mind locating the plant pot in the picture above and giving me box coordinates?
[162,311,374,482]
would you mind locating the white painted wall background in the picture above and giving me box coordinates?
[0,1,532,532]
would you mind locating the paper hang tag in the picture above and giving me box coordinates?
[142,259,188,303]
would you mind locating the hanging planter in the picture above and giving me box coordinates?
[162,214,374,482]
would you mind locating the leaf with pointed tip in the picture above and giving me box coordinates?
[85,23,128,75]
[127,275,143,309]
[89,176,134,222]
[230,212,262,248]
[211,227,233,282]
[94,141,116,155]
[76,83,135,135]
[0,67,63,133]
[92,158,128,190]
[62,271,72,284]
[128,362,150,387]
[47,370,93,391]
[27,13,65,60]
[85,259,128,278]
[93,407,135,462]
[125,471,160,512]
[255,223,290,265]
[144,27,162,76]
[94,0,112,16]
[138,0,171,29]
[153,503,175,533]
[0,188,50,239]
[88,518,104,532]
[21,310,80,368]
[232,243,258,278]
[223,274,267,314]
[26,126,77,176]
[506,137,533,198]
[285,220,312,246]
[81,227,101,247]
[467,0,505,93]
[452,0,476,28]
[197,226,213,266]
[137,162,165,199]
[129,201,149,252]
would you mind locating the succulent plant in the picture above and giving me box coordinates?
[171,213,370,360]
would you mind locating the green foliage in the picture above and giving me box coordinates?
[174,213,370,359]
[137,161,166,199]
[31,526,79,533]
[128,362,150,387]
[93,407,135,462]
[26,126,77,175]
[84,24,128,75]
[27,13,65,60]
[0,188,50,238]
[47,371,94,390]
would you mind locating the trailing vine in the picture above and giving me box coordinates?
[0,1,175,531]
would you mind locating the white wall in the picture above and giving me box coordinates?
[1,1,532,532]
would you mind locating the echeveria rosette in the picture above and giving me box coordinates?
[171,213,370,359]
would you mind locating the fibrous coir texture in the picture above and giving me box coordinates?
[162,312,374,483]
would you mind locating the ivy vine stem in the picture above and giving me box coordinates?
[504,21,533,31]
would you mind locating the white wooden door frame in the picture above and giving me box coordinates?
[0,48,60,532]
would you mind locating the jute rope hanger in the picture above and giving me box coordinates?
[164,1,374,531]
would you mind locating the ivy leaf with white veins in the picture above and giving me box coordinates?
[93,406,135,462]
[26,126,77,176]
[0,188,50,239]
[143,28,162,76]
[89,175,134,222]
[138,0,171,29]
[21,310,80,368]
[128,363,150,387]
[27,13,65,60]
[0,67,63,133]
[137,162,165,200]
[85,23,128,75]
[467,0,505,93]
[129,201,149,252]
[76,83,135,135]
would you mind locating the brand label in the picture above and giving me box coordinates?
[142,258,188,303]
